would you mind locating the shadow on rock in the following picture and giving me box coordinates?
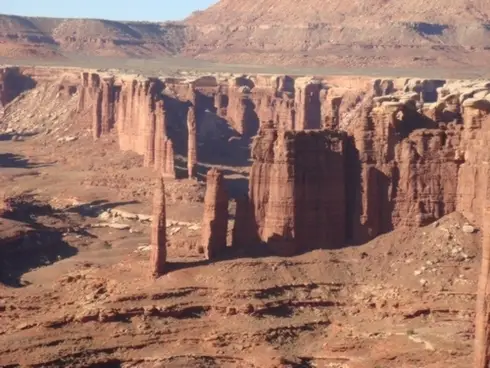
[0,152,53,169]
[0,195,79,287]
[65,199,139,217]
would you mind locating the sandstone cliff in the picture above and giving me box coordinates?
[247,123,347,255]
[201,169,229,259]
[0,67,35,112]
[7,66,490,256]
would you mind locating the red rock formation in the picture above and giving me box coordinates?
[231,194,256,249]
[392,128,461,227]
[163,138,176,178]
[0,67,21,108]
[475,195,490,368]
[71,72,490,252]
[100,77,115,135]
[144,106,156,167]
[456,99,490,227]
[347,100,458,242]
[153,100,167,172]
[214,87,228,117]
[150,176,167,277]
[0,67,34,115]
[78,72,117,140]
[187,105,197,178]
[201,168,229,259]
[294,78,321,130]
[92,89,102,139]
[249,123,346,255]
[115,78,166,171]
[320,89,342,129]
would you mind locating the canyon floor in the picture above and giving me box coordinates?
[0,114,482,367]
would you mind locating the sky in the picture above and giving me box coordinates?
[2,0,217,21]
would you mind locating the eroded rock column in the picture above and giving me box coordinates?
[101,77,115,135]
[150,176,167,277]
[164,138,176,178]
[201,169,228,259]
[153,100,167,173]
[294,78,321,131]
[475,195,490,368]
[92,89,102,139]
[187,105,197,178]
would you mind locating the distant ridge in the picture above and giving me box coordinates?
[2,0,490,68]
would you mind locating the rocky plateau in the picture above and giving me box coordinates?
[3,0,490,69]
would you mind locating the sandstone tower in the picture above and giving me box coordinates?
[150,176,167,277]
[201,169,228,259]
[474,194,490,368]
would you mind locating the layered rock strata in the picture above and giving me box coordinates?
[247,123,346,255]
[201,169,229,259]
[78,73,177,176]
[455,98,490,227]
[23,69,490,254]
[150,176,167,277]
[475,198,490,367]
[347,99,461,242]
[79,72,116,139]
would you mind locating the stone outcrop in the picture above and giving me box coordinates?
[475,195,490,368]
[78,73,178,176]
[0,67,35,114]
[342,96,462,242]
[231,194,256,249]
[455,98,490,228]
[71,71,490,255]
[150,176,167,277]
[79,72,116,139]
[234,78,490,253]
[163,138,176,178]
[116,78,164,160]
[294,78,321,131]
[186,105,197,178]
[201,169,229,259]
[247,122,346,255]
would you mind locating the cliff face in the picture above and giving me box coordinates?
[201,169,229,259]
[0,67,35,112]
[249,125,346,255]
[456,99,490,227]
[8,67,489,255]
[345,98,461,242]
[234,77,490,253]
[75,73,370,178]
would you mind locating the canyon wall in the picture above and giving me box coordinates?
[8,67,490,255]
[235,78,490,253]
[201,168,229,259]
[0,67,35,114]
[248,124,346,255]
